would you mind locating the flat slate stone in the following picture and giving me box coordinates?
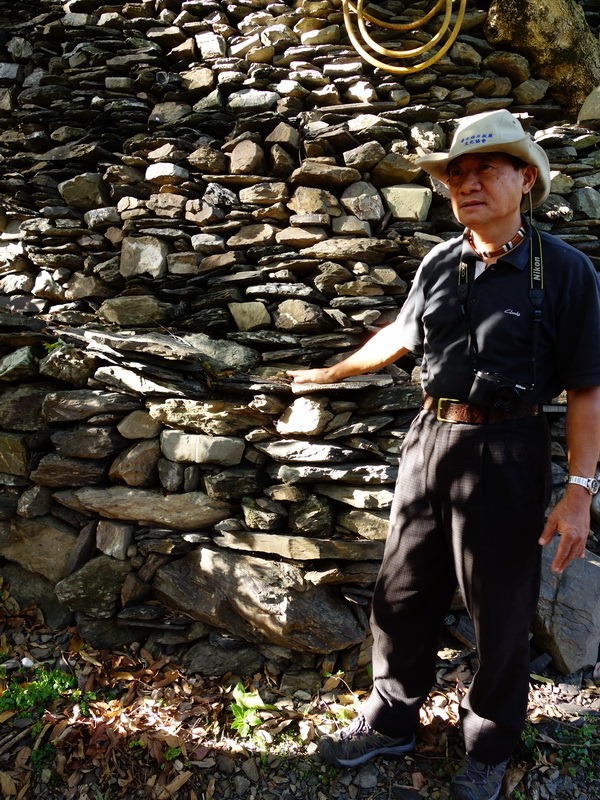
[213,530,385,561]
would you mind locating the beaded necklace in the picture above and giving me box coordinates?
[467,225,526,259]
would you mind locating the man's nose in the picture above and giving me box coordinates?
[460,170,482,189]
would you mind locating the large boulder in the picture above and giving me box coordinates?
[486,0,600,114]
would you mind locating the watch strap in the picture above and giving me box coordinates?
[566,475,599,495]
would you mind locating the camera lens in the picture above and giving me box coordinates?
[492,386,520,412]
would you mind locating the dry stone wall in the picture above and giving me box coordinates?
[0,0,599,679]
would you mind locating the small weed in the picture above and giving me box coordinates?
[71,689,97,716]
[0,668,75,717]
[229,682,277,739]
[519,721,541,761]
[519,717,600,782]
[549,718,599,780]
[42,339,64,353]
[163,746,181,762]
[30,743,55,775]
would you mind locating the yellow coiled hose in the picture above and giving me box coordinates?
[341,0,467,75]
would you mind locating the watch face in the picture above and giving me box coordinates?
[590,478,600,495]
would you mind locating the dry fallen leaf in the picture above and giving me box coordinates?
[0,771,17,797]
[504,766,526,797]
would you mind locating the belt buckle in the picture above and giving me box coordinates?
[436,397,461,423]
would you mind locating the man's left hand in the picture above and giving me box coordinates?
[538,489,590,573]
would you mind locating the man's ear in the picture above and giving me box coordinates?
[522,165,538,195]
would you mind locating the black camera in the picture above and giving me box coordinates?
[468,370,529,412]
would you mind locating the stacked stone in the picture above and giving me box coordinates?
[0,0,599,676]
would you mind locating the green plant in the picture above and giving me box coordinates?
[229,682,276,739]
[30,743,55,775]
[71,689,97,716]
[163,746,181,762]
[518,717,600,782]
[550,718,599,779]
[0,668,75,717]
[519,721,540,760]
[42,339,64,353]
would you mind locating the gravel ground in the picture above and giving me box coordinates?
[0,589,598,800]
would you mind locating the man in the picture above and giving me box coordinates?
[289,110,600,800]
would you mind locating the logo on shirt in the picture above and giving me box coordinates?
[504,308,521,317]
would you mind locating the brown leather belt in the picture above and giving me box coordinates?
[422,393,540,424]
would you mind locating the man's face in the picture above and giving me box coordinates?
[446,152,537,231]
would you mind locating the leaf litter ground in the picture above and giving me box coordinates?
[0,581,598,800]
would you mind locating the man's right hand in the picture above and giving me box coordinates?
[287,367,338,384]
[286,325,410,386]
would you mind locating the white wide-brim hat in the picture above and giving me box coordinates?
[417,110,551,208]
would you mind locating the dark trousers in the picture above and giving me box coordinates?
[363,409,552,764]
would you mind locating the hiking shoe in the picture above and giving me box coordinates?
[450,756,509,800]
[317,714,415,768]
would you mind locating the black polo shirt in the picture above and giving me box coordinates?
[394,220,600,404]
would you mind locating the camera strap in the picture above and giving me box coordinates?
[457,225,544,389]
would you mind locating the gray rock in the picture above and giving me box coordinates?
[272,298,330,333]
[338,509,389,541]
[371,153,422,187]
[204,468,261,500]
[228,301,271,331]
[316,483,395,509]
[42,390,140,423]
[0,516,77,584]
[117,410,162,440]
[227,88,280,113]
[96,519,135,560]
[255,439,361,463]
[0,562,73,630]
[340,182,385,222]
[227,223,280,246]
[30,454,107,487]
[290,161,362,189]
[534,539,600,673]
[287,186,341,216]
[108,440,160,487]
[214,530,384,561]
[267,463,396,485]
[0,346,37,382]
[275,397,333,436]
[241,497,287,530]
[570,187,600,218]
[0,432,29,477]
[57,173,109,210]
[93,365,189,397]
[343,141,386,170]
[299,236,400,262]
[487,1,600,112]
[119,236,170,279]
[181,333,260,372]
[149,398,269,435]
[154,546,368,653]
[289,494,333,535]
[51,426,124,459]
[182,638,264,677]
[160,430,245,466]
[380,186,433,221]
[16,485,53,518]
[54,487,231,531]
[55,555,132,618]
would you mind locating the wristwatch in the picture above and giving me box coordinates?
[566,475,600,495]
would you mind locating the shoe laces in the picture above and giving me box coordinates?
[461,758,508,783]
[338,714,373,741]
